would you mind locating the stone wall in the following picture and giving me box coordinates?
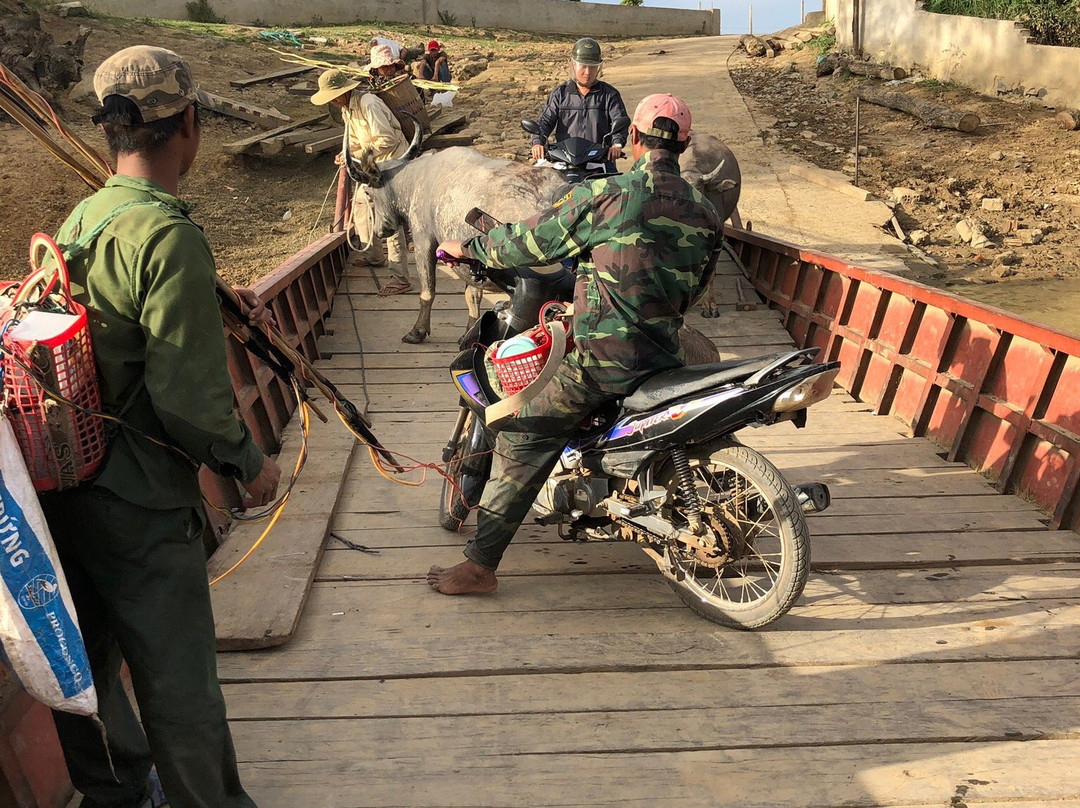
[83,0,720,38]
[823,0,1080,108]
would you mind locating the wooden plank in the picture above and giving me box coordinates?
[221,112,329,154]
[208,404,356,650]
[235,741,1080,807]
[789,163,873,201]
[230,65,315,88]
[223,656,1080,719]
[198,90,291,129]
[216,595,1080,682]
[231,691,1079,758]
[428,111,466,137]
[423,132,475,149]
[304,134,344,154]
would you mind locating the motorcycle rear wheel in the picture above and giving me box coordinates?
[438,410,489,532]
[656,442,809,630]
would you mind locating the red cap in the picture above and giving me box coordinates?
[427,39,441,52]
[631,93,691,142]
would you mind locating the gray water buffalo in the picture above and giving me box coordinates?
[680,133,742,317]
[351,137,568,344]
[351,127,740,342]
[680,132,742,224]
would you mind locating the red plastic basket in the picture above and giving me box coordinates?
[1,234,107,491]
[489,302,572,396]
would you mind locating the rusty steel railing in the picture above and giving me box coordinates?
[726,224,1080,533]
[197,228,348,521]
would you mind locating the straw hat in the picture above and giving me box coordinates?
[366,44,404,73]
[310,69,360,105]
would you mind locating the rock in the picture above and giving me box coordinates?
[989,151,1004,161]
[970,230,994,250]
[801,130,816,139]
[54,1,88,17]
[891,187,919,205]
[1014,228,1045,245]
[67,72,95,104]
[909,229,930,247]
[994,250,1020,266]
[992,265,1017,278]
[981,197,1005,211]
[956,219,974,243]
[815,53,838,77]
[857,145,869,156]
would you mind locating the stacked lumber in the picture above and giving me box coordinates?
[219,57,476,157]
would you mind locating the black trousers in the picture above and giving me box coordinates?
[41,486,255,808]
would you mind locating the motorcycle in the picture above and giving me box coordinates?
[436,218,840,629]
[522,115,630,184]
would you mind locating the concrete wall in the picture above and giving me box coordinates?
[824,0,1080,109]
[84,0,720,38]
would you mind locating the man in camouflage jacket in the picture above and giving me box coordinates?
[428,93,724,596]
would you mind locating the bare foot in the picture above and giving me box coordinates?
[427,560,498,595]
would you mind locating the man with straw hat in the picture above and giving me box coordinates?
[43,45,280,808]
[312,57,413,295]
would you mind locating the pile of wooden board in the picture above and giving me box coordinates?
[223,109,471,157]
[215,62,473,157]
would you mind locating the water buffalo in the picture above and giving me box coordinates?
[350,127,740,342]
[350,135,568,344]
[681,132,742,224]
[679,133,742,317]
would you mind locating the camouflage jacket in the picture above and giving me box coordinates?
[465,150,724,394]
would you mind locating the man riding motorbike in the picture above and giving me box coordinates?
[428,93,725,596]
[530,38,629,173]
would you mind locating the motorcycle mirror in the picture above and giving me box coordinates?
[521,119,541,136]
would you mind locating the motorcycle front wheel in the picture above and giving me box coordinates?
[655,442,810,630]
[439,410,490,532]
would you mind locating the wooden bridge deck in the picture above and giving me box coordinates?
[216,257,1080,808]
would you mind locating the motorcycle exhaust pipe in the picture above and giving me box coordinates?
[793,482,831,514]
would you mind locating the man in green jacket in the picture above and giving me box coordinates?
[428,93,724,596]
[40,46,280,808]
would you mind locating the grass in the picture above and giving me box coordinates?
[920,0,1080,46]
[804,33,836,54]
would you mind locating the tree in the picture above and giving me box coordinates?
[621,0,644,5]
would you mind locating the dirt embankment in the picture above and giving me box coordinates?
[729,45,1080,291]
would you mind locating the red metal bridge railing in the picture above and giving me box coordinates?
[727,224,1080,533]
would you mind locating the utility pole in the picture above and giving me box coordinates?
[749,4,753,35]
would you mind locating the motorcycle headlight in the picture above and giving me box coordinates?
[772,367,840,413]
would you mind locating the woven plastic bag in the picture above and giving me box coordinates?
[0,411,96,715]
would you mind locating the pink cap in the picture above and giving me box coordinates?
[631,93,691,142]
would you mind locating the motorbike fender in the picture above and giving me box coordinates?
[450,311,504,417]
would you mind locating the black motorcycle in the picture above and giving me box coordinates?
[522,116,630,184]
[436,222,839,630]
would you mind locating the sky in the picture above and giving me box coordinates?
[589,0,825,36]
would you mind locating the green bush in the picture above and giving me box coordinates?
[921,0,1080,47]
[185,0,225,24]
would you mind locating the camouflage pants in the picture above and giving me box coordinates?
[465,361,618,571]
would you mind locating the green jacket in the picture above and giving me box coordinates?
[54,175,264,510]
[465,150,724,394]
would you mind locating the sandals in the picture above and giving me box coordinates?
[377,280,413,296]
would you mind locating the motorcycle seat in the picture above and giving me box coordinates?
[622,352,786,412]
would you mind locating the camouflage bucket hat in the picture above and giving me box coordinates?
[94,46,197,123]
